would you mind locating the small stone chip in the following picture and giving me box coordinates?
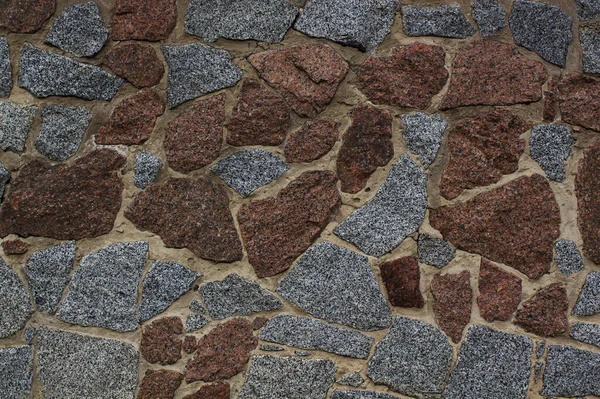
[401,5,475,38]
[542,345,600,397]
[0,37,11,97]
[401,113,447,169]
[331,390,401,399]
[530,124,573,182]
[337,372,364,388]
[417,234,455,268]
[580,21,600,74]
[0,345,33,399]
[472,0,506,37]
[2,240,28,255]
[35,105,92,162]
[554,239,584,276]
[576,0,600,20]
[186,313,209,333]
[134,151,162,189]
[0,257,33,339]
[573,271,600,316]
[536,340,547,359]
[260,344,283,351]
[0,162,8,201]
[570,322,600,349]
[0,101,37,153]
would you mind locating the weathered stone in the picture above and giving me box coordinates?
[431,271,472,343]
[331,391,401,399]
[477,258,522,322]
[183,382,230,399]
[0,258,33,338]
[379,256,424,308]
[430,174,560,279]
[530,124,573,182]
[401,112,447,169]
[542,345,600,397]
[367,316,453,399]
[336,372,364,388]
[238,171,340,277]
[581,21,600,74]
[417,234,455,269]
[576,0,600,20]
[125,177,243,263]
[571,322,600,348]
[0,0,56,33]
[277,242,392,331]
[514,283,568,337]
[576,141,600,263]
[401,5,475,38]
[141,317,183,365]
[554,239,584,276]
[186,313,209,333]
[558,75,600,131]
[358,43,448,110]
[472,0,506,37]
[104,42,164,88]
[0,37,11,97]
[112,0,177,41]
[134,151,162,189]
[285,120,339,163]
[138,369,183,399]
[182,335,197,354]
[249,44,348,117]
[35,105,91,162]
[2,239,27,255]
[0,101,36,153]
[0,149,126,240]
[573,271,600,316]
[0,346,33,399]
[334,155,427,257]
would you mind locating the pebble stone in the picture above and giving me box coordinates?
[134,151,162,189]
[35,105,92,162]
[570,322,600,348]
[0,162,8,201]
[331,390,401,399]
[554,239,584,276]
[0,101,37,153]
[0,345,33,399]
[580,21,600,74]
[402,5,475,38]
[24,241,76,315]
[417,234,455,269]
[57,241,148,332]
[277,242,392,331]
[334,155,428,258]
[542,344,600,397]
[211,149,290,197]
[260,345,284,351]
[576,0,600,20]
[45,2,108,57]
[573,271,600,316]
[401,112,447,169]
[0,37,11,97]
[472,0,506,37]
[530,124,573,182]
[0,257,33,339]
[337,372,364,388]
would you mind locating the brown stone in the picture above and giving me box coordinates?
[0,0,55,33]
[103,42,164,88]
[543,76,560,122]
[182,335,197,354]
[141,317,184,365]
[284,120,340,163]
[124,176,243,263]
[440,109,529,200]
[441,41,547,109]
[248,43,349,118]
[1,240,28,255]
[252,317,269,331]
[431,270,472,343]
[430,174,561,280]
[0,149,125,240]
[576,141,600,264]
[95,89,164,145]
[164,94,225,173]
[138,369,184,399]
[183,382,230,399]
[336,103,394,194]
[186,318,257,383]
[379,256,424,308]
[558,74,600,131]
[238,171,340,277]
[514,283,568,337]
[111,0,177,41]
[477,258,522,322]
[358,43,448,110]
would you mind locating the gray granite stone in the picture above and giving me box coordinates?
[37,327,139,399]
[162,43,242,108]
[295,350,310,356]
[185,312,210,332]
[576,0,600,21]
[542,344,600,397]
[57,241,148,332]
[444,324,533,399]
[334,155,428,257]
[337,372,364,388]
[35,105,92,162]
[570,322,600,349]
[0,162,10,202]
[24,326,36,344]
[45,2,108,57]
[509,0,572,67]
[0,101,36,153]
[261,344,284,351]
[189,298,206,314]
[402,5,475,38]
[18,44,123,100]
[134,151,162,189]
[530,124,573,182]
[211,149,290,197]
[0,345,33,399]
[24,241,76,315]
[0,37,11,97]
[580,21,600,74]
[239,355,337,399]
[0,257,33,339]
[534,360,543,382]
[418,234,455,269]
[536,340,546,359]
[331,390,401,399]
[401,112,447,169]
[573,271,600,316]
[472,0,506,37]
[554,239,584,276]
[367,316,452,398]
[294,0,399,51]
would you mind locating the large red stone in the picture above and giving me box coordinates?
[514,283,568,337]
[558,74,600,131]
[183,382,230,399]
[285,120,340,163]
[111,0,177,41]
[140,317,184,365]
[138,369,184,399]
[477,258,522,322]
[238,171,340,278]
[0,149,125,240]
[379,256,424,308]
[0,0,55,33]
[576,141,600,264]
[103,42,165,88]
[431,270,472,343]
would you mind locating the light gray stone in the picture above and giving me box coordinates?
[401,112,447,169]
[472,0,506,37]
[35,105,92,161]
[334,155,428,257]
[0,101,36,153]
[576,0,600,21]
[24,326,36,344]
[418,234,455,269]
[189,298,206,314]
[134,151,162,189]
[261,344,284,351]
[0,162,10,202]
[57,241,148,332]
[573,271,600,316]
[536,340,546,359]
[296,350,310,356]
[580,21,600,74]
[554,239,584,276]
[534,360,543,382]
[0,257,33,339]
[570,322,600,349]
[0,37,11,97]
[185,312,210,332]
[402,5,474,38]
[337,372,364,387]
[0,346,33,399]
[530,124,573,182]
[331,390,401,399]
[542,344,600,397]
[277,242,392,331]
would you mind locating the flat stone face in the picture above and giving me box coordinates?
[0,0,56,33]
[573,271,600,316]
[277,242,392,331]
[530,124,573,182]
[0,346,33,399]
[35,105,92,161]
[576,0,600,20]
[554,239,584,276]
[0,258,33,338]
[0,37,11,97]
[417,234,455,269]
[112,0,177,41]
[379,256,424,308]
[57,241,148,332]
[367,316,453,399]
[336,373,364,388]
[571,322,600,348]
[431,270,472,343]
[285,120,339,163]
[140,317,183,365]
[103,42,164,88]
[358,43,448,110]
[2,239,28,255]
[183,382,230,399]
[0,101,37,152]
[472,0,506,37]
[0,149,126,240]
[134,151,162,189]
[542,345,600,397]
[248,44,348,118]
[581,21,600,74]
[401,112,447,169]
[576,141,600,263]
[514,283,568,337]
[125,177,243,263]
[558,75,600,131]
[334,155,428,258]
[331,391,400,399]
[477,259,522,322]
[430,174,561,279]
[138,369,183,399]
[238,171,340,277]
[401,5,475,38]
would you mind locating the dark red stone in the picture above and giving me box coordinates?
[1,240,28,255]
[576,141,600,264]
[0,149,125,240]
[358,43,448,110]
[430,174,561,280]
[138,369,184,399]
[103,42,164,88]
[285,120,340,163]
[252,317,269,331]
[336,103,394,194]
[379,256,424,308]
[477,258,522,322]
[183,335,197,354]
[0,0,55,33]
[514,283,568,337]
[124,176,243,263]
[543,76,560,122]
[183,382,230,399]
[431,270,472,343]
[238,171,340,278]
[248,43,349,118]
[558,74,600,131]
[111,0,177,41]
[140,317,184,365]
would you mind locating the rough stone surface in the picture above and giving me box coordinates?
[571,322,600,348]
[134,151,162,189]
[430,174,561,279]
[277,242,392,331]
[0,37,11,97]
[530,124,573,182]
[554,239,584,276]
[379,256,424,308]
[542,345,600,397]
[103,42,164,88]
[337,372,364,388]
[112,0,177,41]
[536,340,546,359]
[401,5,475,38]
[138,369,184,399]
[0,345,33,399]
[576,0,600,20]
[285,120,340,163]
[477,258,522,323]
[334,155,427,258]
[183,382,230,399]
[417,234,455,269]
[0,257,33,338]
[261,344,283,351]
[472,0,506,37]
[186,313,209,333]
[0,162,8,201]
[140,317,183,365]
[182,335,197,354]
[2,239,28,255]
[576,141,600,263]
[0,0,56,33]
[581,21,600,74]
[331,391,401,399]
[431,271,472,343]
[0,101,36,153]
[543,76,560,122]
[367,316,453,399]
[252,317,268,330]
[514,283,568,337]
[401,112,447,169]
[573,271,600,316]
[238,170,340,277]
[35,105,91,161]
[558,75,600,131]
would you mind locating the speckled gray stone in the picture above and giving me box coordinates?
[57,241,148,332]
[188,298,206,314]
[554,239,584,276]
[509,0,573,67]
[211,149,290,197]
[570,322,600,349]
[444,324,532,399]
[35,105,92,162]
[200,273,283,320]
[37,327,139,399]
[134,151,162,189]
[542,344,600,397]
[576,0,600,21]
[295,350,310,356]
[401,113,447,169]
[337,372,364,388]
[472,0,506,37]
[0,37,11,97]
[294,0,399,51]
[45,2,108,57]
[534,360,543,382]
[277,242,392,331]
[0,162,10,202]
[536,340,546,359]
[185,312,210,332]
[402,5,475,38]
[162,43,242,108]
[24,326,36,344]
[0,345,33,399]
[0,101,36,153]
[18,44,123,100]
[334,155,427,257]
[367,316,452,398]
[239,355,337,399]
[331,390,401,399]
[418,234,455,269]
[260,315,373,359]
[580,21,600,74]
[24,241,76,315]
[530,124,573,182]
[138,260,200,322]
[261,344,283,351]
[0,257,33,339]
[573,271,600,316]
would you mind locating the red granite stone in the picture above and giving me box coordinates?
[252,317,269,331]
[0,149,125,240]
[558,74,600,131]
[138,369,184,399]
[248,43,349,118]
[431,270,472,343]
[141,317,184,365]
[1,240,28,255]
[514,283,568,337]
[111,0,177,41]
[430,174,561,280]
[0,0,55,33]
[440,109,529,200]
[576,141,600,264]
[379,256,424,308]
[182,335,198,354]
[336,103,394,194]
[183,382,230,399]
[284,120,340,163]
[477,258,522,322]
[103,42,164,88]
[238,170,340,278]
[543,76,560,122]
[441,41,547,109]
[358,43,448,110]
